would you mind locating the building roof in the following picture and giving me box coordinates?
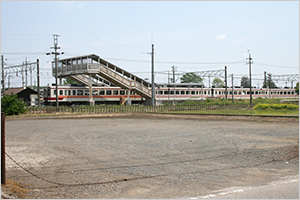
[2,87,37,96]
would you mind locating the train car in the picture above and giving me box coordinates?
[155,87,298,101]
[43,85,298,105]
[43,85,144,105]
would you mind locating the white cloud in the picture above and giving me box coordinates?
[77,4,84,8]
[216,34,227,41]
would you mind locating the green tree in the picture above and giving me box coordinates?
[212,78,224,88]
[180,72,203,84]
[1,93,27,115]
[295,82,299,94]
[240,76,250,88]
[262,73,277,88]
[63,77,77,85]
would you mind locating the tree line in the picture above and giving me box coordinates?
[180,72,291,89]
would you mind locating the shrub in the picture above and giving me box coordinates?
[253,103,299,110]
[1,94,27,115]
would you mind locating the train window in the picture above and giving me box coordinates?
[54,90,56,96]
[120,90,125,95]
[72,90,76,96]
[191,91,195,95]
[106,90,112,95]
[170,90,174,95]
[181,91,185,95]
[204,91,207,95]
[159,91,163,95]
[164,90,169,95]
[113,90,118,95]
[176,90,180,95]
[78,90,83,96]
[99,90,105,95]
[92,90,98,95]
[84,90,89,95]
[284,91,287,95]
[65,90,71,95]
[186,91,190,95]
[59,90,63,95]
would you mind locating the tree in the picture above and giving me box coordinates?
[295,82,299,94]
[262,73,277,88]
[240,76,250,88]
[212,78,224,88]
[1,93,27,115]
[180,72,203,84]
[63,77,77,85]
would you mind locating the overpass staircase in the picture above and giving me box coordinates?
[54,54,152,99]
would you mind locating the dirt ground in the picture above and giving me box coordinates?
[1,113,299,199]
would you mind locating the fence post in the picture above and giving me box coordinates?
[1,112,6,184]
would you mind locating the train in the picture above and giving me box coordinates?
[43,84,298,106]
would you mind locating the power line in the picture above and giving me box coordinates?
[254,61,298,69]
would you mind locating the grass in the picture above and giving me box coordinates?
[162,109,299,116]
[1,179,30,198]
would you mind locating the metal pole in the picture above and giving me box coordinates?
[22,63,25,89]
[37,59,40,107]
[30,63,32,89]
[231,73,234,103]
[25,57,28,88]
[53,35,59,111]
[1,55,4,95]
[225,66,227,99]
[151,44,155,106]
[247,52,253,107]
[1,112,6,184]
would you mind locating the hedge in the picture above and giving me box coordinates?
[253,103,299,110]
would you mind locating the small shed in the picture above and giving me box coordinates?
[2,87,38,106]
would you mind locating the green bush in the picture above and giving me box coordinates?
[1,94,28,115]
[254,103,299,110]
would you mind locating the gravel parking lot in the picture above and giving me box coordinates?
[3,114,299,199]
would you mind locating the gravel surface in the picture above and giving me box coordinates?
[2,114,299,199]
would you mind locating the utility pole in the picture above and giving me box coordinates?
[246,50,253,107]
[225,66,227,99]
[47,34,63,111]
[150,44,155,106]
[264,71,267,88]
[231,73,234,103]
[171,66,176,83]
[37,59,40,107]
[21,63,25,89]
[25,57,28,88]
[1,55,4,94]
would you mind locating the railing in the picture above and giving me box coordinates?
[25,103,252,115]
[99,64,151,98]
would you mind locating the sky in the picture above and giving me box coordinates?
[1,1,299,88]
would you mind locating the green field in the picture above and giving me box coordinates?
[162,109,299,116]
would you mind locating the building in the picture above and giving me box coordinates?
[2,87,38,106]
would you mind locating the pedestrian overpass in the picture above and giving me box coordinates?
[52,54,153,105]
